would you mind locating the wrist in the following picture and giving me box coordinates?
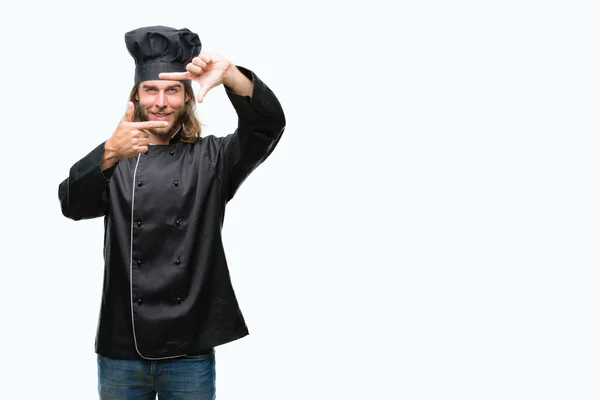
[102,139,119,170]
[222,65,253,97]
[222,64,238,87]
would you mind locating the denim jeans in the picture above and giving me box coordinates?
[97,352,216,400]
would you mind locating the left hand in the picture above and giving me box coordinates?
[159,52,232,103]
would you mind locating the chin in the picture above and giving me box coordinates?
[150,128,172,137]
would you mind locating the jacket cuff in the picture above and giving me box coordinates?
[224,66,279,121]
[74,142,116,184]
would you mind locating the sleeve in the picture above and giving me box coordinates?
[58,142,116,221]
[216,66,286,201]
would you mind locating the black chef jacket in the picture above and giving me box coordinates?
[58,66,285,360]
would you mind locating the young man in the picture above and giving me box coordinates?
[58,25,286,399]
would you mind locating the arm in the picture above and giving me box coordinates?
[219,66,286,200]
[58,142,115,221]
[159,52,286,200]
[222,64,254,98]
[58,102,168,220]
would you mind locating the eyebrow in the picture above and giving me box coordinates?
[142,84,183,90]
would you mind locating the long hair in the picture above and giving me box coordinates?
[128,82,202,144]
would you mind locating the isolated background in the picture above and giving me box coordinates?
[1,0,599,399]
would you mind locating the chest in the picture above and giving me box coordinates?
[109,145,219,217]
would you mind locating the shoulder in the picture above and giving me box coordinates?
[177,134,226,163]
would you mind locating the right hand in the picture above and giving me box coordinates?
[106,102,169,158]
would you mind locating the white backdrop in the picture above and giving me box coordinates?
[1,0,599,399]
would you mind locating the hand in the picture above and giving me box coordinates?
[159,52,232,103]
[106,102,168,159]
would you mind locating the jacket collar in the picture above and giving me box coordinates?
[169,125,183,143]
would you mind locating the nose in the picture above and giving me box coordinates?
[156,91,166,108]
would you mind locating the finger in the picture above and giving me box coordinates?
[192,56,208,70]
[198,53,213,65]
[132,129,150,139]
[186,63,205,75]
[130,121,169,130]
[196,84,212,103]
[121,102,134,123]
[135,138,150,147]
[136,145,149,154]
[159,71,191,80]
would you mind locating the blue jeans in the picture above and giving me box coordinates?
[97,352,216,400]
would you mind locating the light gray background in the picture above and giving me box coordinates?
[1,0,599,399]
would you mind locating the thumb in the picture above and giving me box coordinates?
[196,85,211,103]
[122,101,134,122]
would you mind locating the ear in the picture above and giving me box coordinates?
[185,93,192,103]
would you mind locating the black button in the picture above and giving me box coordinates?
[176,297,182,304]
[174,180,179,187]
[175,219,181,226]
[137,181,143,187]
[170,149,175,156]
[137,220,142,227]
[137,260,142,266]
[137,298,142,305]
[176,258,181,265]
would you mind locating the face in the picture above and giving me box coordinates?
[135,80,189,137]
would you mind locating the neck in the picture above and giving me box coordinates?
[149,126,180,145]
[149,133,171,146]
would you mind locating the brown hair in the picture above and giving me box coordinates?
[128,81,202,144]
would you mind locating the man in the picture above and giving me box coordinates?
[58,25,285,399]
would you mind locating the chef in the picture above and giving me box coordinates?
[58,25,286,399]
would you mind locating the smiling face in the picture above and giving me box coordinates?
[134,80,190,138]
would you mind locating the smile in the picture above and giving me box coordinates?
[152,113,171,120]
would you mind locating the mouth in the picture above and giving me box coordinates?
[151,113,172,121]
